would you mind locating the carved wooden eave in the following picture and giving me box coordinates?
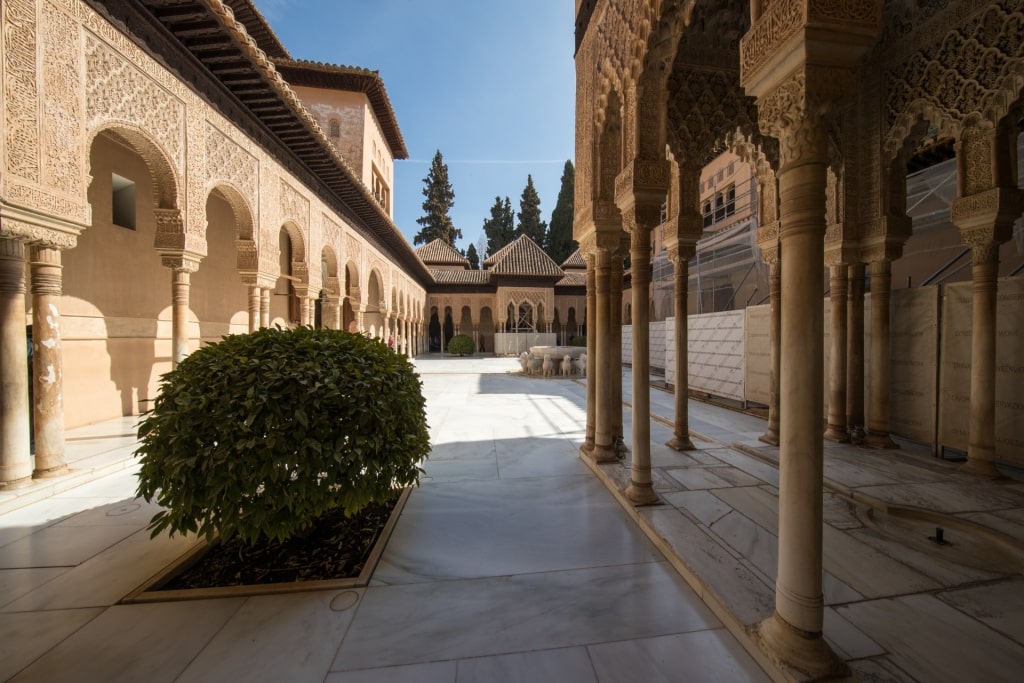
[86,0,434,287]
[272,60,409,159]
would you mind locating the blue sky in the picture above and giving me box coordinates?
[252,0,576,256]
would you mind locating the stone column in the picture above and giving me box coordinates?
[610,248,627,455]
[846,263,866,442]
[590,248,616,462]
[247,286,260,332]
[759,249,781,445]
[168,261,198,367]
[259,288,270,328]
[0,238,32,487]
[29,246,67,478]
[865,258,896,448]
[299,297,311,327]
[625,220,657,505]
[824,262,850,442]
[582,252,597,454]
[667,245,696,451]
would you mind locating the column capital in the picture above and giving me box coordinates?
[951,187,1024,236]
[614,157,671,210]
[161,254,200,273]
[29,246,63,295]
[667,243,696,264]
[154,208,206,258]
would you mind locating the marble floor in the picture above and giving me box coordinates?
[0,357,771,683]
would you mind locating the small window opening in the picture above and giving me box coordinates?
[111,173,136,230]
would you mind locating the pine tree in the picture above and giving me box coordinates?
[545,160,575,264]
[482,195,515,256]
[414,150,461,246]
[465,242,480,269]
[516,175,547,244]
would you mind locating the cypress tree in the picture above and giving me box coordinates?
[516,175,547,244]
[466,242,480,269]
[545,160,575,264]
[482,195,515,256]
[414,150,461,246]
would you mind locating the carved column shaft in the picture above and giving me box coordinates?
[583,255,596,453]
[760,253,781,445]
[30,246,67,477]
[825,263,850,442]
[591,249,615,462]
[170,267,192,367]
[966,242,1000,472]
[259,288,270,328]
[610,251,625,450]
[0,238,32,487]
[248,287,260,332]
[626,224,658,505]
[846,263,866,440]
[667,247,696,451]
[866,258,896,448]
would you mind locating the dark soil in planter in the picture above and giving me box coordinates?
[160,496,398,590]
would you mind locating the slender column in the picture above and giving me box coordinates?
[610,250,626,455]
[865,259,896,448]
[299,297,311,327]
[626,225,657,504]
[759,253,781,445]
[0,239,32,487]
[667,246,696,450]
[590,248,615,461]
[582,254,596,454]
[824,263,850,442]
[259,288,270,328]
[962,240,1001,475]
[247,286,260,332]
[846,263,866,442]
[30,246,67,477]
[170,266,195,367]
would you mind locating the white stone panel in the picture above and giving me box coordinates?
[665,317,677,385]
[744,305,770,406]
[889,287,939,444]
[650,321,667,372]
[688,311,745,402]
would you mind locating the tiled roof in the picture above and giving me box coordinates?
[556,272,587,287]
[561,249,585,270]
[416,239,470,267]
[484,235,564,277]
[430,269,491,285]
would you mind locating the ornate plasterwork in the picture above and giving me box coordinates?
[883,0,1024,154]
[206,123,258,223]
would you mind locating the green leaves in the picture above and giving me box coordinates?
[447,334,474,356]
[134,327,430,546]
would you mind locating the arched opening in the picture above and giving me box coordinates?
[343,261,359,332]
[276,227,300,325]
[364,270,384,335]
[192,186,251,344]
[442,306,454,351]
[428,306,441,352]
[568,306,579,341]
[479,306,495,353]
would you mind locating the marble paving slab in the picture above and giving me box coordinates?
[665,466,733,490]
[0,567,68,608]
[587,630,771,683]
[856,481,1024,514]
[176,590,361,683]
[372,475,658,585]
[838,594,1024,682]
[0,607,103,681]
[455,646,596,682]
[325,661,456,683]
[333,561,719,672]
[822,524,940,599]
[661,489,733,526]
[10,599,245,683]
[0,522,141,569]
[937,578,1024,647]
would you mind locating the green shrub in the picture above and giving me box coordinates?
[447,334,475,356]
[570,335,587,347]
[135,327,429,545]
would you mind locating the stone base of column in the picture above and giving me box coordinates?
[755,613,847,681]
[588,443,618,463]
[666,434,696,451]
[33,463,69,479]
[613,436,630,457]
[864,431,898,449]
[758,429,780,446]
[823,424,850,444]
[579,439,595,456]
[0,473,33,490]
[625,481,659,506]
[847,426,865,445]
[960,458,1004,479]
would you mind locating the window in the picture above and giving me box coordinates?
[702,201,713,228]
[725,185,736,217]
[328,119,340,138]
[111,173,136,230]
[714,192,725,222]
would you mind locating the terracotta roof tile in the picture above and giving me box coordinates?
[416,239,470,267]
[556,272,587,287]
[561,249,585,270]
[430,269,491,285]
[484,235,564,277]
